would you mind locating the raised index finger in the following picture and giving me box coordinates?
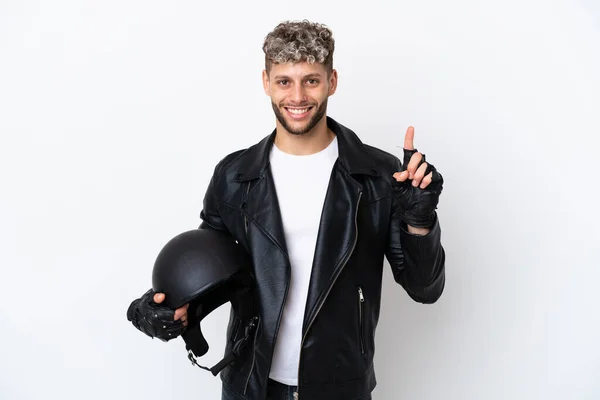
[404,126,415,150]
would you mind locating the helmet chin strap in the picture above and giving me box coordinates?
[183,316,259,376]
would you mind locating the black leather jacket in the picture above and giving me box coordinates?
[198,116,445,399]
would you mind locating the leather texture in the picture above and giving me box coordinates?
[126,288,186,342]
[199,117,446,400]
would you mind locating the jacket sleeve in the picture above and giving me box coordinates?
[385,158,446,304]
[198,158,231,234]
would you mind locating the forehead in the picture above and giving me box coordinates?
[269,61,328,78]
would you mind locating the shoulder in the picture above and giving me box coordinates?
[330,117,401,173]
[213,148,247,173]
[363,144,402,172]
[210,133,270,180]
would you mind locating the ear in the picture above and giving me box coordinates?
[262,70,271,96]
[328,69,338,96]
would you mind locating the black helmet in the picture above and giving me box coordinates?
[152,228,258,376]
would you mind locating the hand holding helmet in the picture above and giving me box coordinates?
[154,291,189,327]
[127,228,257,376]
[147,228,258,376]
[126,288,189,341]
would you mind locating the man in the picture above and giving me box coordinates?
[127,20,445,400]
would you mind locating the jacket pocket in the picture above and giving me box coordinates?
[357,286,366,354]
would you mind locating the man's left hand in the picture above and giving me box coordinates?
[392,126,444,230]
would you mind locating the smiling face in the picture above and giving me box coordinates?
[262,61,338,136]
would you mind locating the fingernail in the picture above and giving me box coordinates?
[409,172,414,179]
[413,180,418,187]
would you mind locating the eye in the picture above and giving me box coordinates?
[306,79,319,85]
[277,79,288,86]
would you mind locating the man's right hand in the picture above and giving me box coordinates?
[153,292,189,327]
[126,289,189,341]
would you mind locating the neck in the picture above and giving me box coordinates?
[273,116,335,155]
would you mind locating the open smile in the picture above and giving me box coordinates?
[284,106,314,119]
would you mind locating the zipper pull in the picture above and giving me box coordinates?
[358,287,364,302]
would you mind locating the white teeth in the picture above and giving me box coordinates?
[287,108,309,114]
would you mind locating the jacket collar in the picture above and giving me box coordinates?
[234,116,380,181]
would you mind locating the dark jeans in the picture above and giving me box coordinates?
[221,379,373,400]
[265,379,298,399]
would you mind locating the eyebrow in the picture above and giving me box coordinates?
[274,73,323,80]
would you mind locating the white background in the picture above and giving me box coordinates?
[1,1,599,399]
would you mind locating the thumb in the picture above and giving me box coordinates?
[153,292,165,303]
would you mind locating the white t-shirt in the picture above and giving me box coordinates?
[267,135,339,386]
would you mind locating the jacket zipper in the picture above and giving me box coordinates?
[295,190,362,399]
[358,286,365,354]
[243,180,253,395]
[243,317,260,395]
[244,181,251,235]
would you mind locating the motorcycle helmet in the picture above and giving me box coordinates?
[152,228,258,376]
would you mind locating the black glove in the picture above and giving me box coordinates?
[126,288,186,342]
[393,149,444,229]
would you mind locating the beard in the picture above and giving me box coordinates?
[271,98,328,136]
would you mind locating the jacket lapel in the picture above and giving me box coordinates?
[233,144,291,348]
[302,162,363,333]
[241,168,288,258]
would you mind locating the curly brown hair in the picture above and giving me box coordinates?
[262,20,335,76]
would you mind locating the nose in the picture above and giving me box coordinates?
[290,83,307,104]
